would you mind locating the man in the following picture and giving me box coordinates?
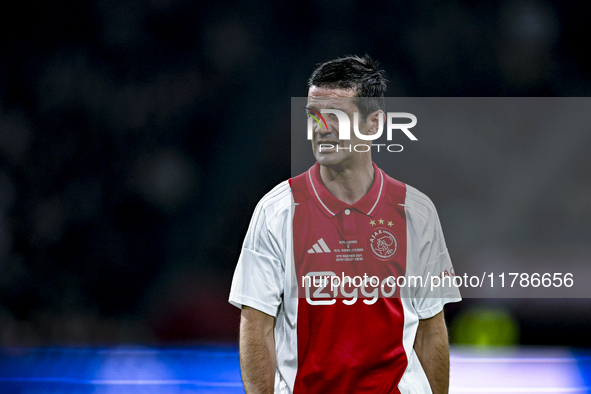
[229,55,461,393]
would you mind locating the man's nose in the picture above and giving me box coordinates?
[315,121,334,137]
[316,125,330,135]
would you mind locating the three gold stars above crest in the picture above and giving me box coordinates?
[370,219,394,227]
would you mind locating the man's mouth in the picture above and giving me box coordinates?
[317,141,339,152]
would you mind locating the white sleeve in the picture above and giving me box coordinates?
[229,183,289,317]
[410,191,462,320]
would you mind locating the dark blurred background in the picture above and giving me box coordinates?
[0,0,590,347]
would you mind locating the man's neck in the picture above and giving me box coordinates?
[319,161,375,205]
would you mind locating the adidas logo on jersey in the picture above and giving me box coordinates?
[308,238,331,253]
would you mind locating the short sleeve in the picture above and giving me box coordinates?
[229,185,289,317]
[411,195,462,319]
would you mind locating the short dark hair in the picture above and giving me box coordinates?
[307,55,387,120]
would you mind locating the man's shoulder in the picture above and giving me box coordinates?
[404,184,437,214]
[254,180,292,217]
[380,170,438,222]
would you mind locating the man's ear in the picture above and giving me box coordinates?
[366,110,385,135]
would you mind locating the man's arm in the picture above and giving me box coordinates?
[414,310,450,394]
[239,305,276,394]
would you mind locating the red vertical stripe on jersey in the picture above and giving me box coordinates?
[290,166,408,394]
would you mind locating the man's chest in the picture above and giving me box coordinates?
[292,201,408,302]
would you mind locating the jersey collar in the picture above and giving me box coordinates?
[306,162,385,218]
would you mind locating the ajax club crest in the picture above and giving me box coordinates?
[369,229,398,260]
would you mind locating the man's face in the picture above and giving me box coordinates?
[307,86,373,170]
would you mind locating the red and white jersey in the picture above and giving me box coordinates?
[229,163,461,393]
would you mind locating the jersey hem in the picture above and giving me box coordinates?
[228,293,278,317]
[416,297,462,320]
